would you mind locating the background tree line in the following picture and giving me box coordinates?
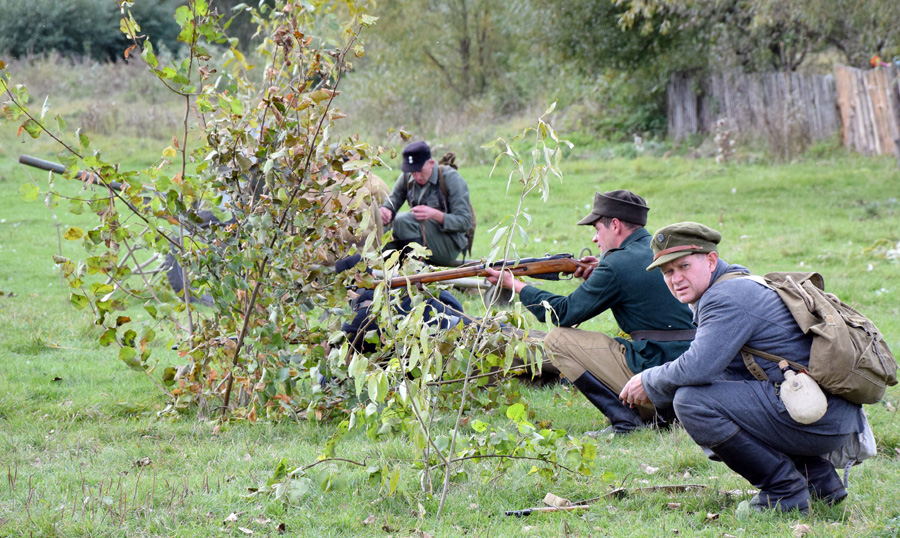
[1,0,897,140]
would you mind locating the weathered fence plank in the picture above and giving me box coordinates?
[668,66,899,159]
[832,65,899,156]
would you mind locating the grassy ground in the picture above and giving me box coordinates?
[2,123,900,537]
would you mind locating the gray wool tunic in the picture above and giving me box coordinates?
[642,259,862,436]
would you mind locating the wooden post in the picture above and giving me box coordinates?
[896,137,900,169]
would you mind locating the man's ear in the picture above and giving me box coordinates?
[706,251,719,270]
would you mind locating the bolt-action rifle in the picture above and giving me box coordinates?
[375,253,594,289]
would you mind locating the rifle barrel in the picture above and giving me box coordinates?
[18,155,125,191]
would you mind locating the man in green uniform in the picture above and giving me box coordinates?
[380,141,472,266]
[485,190,695,434]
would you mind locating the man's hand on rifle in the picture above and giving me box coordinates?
[484,267,528,294]
[574,255,599,280]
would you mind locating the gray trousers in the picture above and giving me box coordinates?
[392,212,461,266]
[673,382,850,455]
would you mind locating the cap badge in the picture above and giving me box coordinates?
[408,156,414,164]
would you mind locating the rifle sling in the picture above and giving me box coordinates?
[629,329,697,342]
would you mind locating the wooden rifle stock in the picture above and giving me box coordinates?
[379,253,593,289]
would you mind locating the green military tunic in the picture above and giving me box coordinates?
[518,229,694,373]
[382,165,472,265]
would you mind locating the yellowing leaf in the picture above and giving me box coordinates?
[162,146,177,159]
[63,227,85,240]
[309,89,336,103]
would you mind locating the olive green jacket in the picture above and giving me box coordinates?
[519,229,694,373]
[382,165,472,251]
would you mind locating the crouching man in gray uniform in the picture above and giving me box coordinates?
[380,141,472,266]
[620,222,864,513]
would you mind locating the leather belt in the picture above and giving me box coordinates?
[629,329,697,342]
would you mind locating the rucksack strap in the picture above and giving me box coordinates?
[739,346,807,382]
[712,271,807,382]
[406,167,450,213]
[436,165,449,213]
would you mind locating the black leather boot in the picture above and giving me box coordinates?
[792,455,847,506]
[572,371,643,435]
[708,430,810,514]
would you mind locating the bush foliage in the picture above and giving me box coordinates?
[0,0,185,61]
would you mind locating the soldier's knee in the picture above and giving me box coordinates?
[543,328,583,377]
[391,212,419,239]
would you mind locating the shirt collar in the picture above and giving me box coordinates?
[601,228,649,259]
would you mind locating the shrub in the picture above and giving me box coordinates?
[0,0,184,62]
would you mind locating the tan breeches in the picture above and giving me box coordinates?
[544,326,655,420]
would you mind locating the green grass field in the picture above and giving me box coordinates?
[3,127,900,537]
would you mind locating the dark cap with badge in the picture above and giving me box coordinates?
[401,141,432,173]
[646,222,721,271]
[576,190,649,226]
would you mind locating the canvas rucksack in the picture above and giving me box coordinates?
[436,152,476,260]
[719,271,897,405]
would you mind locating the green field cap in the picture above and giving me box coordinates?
[646,222,721,271]
[576,190,649,226]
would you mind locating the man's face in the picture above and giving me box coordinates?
[592,220,617,254]
[411,159,435,185]
[660,252,718,304]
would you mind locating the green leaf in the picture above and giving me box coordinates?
[77,128,90,149]
[22,119,41,138]
[89,282,114,295]
[141,44,158,69]
[19,183,40,202]
[174,5,192,26]
[388,466,400,495]
[506,403,526,423]
[119,346,142,370]
[491,226,509,247]
[99,328,117,346]
[62,227,85,241]
[471,419,488,432]
[70,294,90,310]
[68,198,84,215]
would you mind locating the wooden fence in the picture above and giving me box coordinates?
[668,66,900,158]
[834,65,900,157]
